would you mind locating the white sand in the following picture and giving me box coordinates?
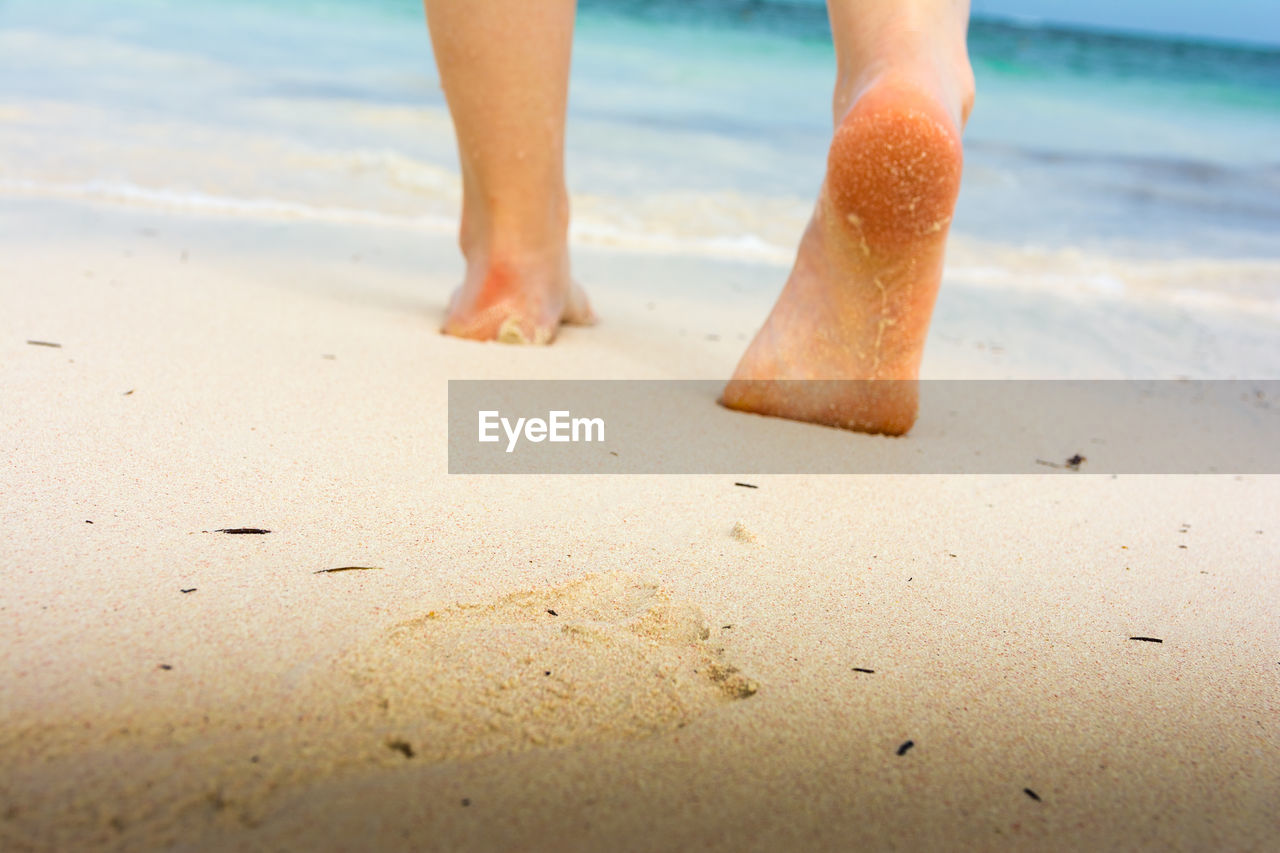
[1,196,1278,851]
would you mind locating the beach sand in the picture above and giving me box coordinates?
[2,195,1278,851]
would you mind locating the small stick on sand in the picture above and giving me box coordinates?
[1036,454,1086,471]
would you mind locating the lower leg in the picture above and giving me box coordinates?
[723,0,974,434]
[827,0,974,130]
[424,0,593,344]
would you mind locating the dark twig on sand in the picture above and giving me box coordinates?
[1035,454,1086,471]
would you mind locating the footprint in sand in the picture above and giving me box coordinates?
[340,572,758,764]
[0,574,758,845]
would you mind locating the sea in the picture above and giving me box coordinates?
[2,0,1278,331]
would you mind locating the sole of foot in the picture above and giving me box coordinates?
[441,253,595,345]
[722,74,964,435]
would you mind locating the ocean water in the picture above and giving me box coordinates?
[2,0,1279,313]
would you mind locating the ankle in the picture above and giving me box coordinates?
[460,237,568,284]
[460,240,571,296]
[832,41,974,130]
[455,192,565,262]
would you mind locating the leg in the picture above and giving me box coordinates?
[424,0,593,344]
[722,0,975,433]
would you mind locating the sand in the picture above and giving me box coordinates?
[2,195,1278,851]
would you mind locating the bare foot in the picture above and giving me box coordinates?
[722,73,966,435]
[425,0,585,345]
[441,248,595,345]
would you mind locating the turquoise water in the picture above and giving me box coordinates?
[2,0,1278,267]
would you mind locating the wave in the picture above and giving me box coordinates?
[966,141,1280,183]
[6,174,1279,321]
[0,176,796,263]
[0,177,457,230]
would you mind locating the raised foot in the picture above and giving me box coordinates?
[722,76,964,435]
[441,254,594,345]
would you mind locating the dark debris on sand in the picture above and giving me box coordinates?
[215,528,271,534]
[387,739,415,759]
[1035,454,1086,471]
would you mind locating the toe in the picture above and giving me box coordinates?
[495,314,556,345]
[562,281,597,326]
